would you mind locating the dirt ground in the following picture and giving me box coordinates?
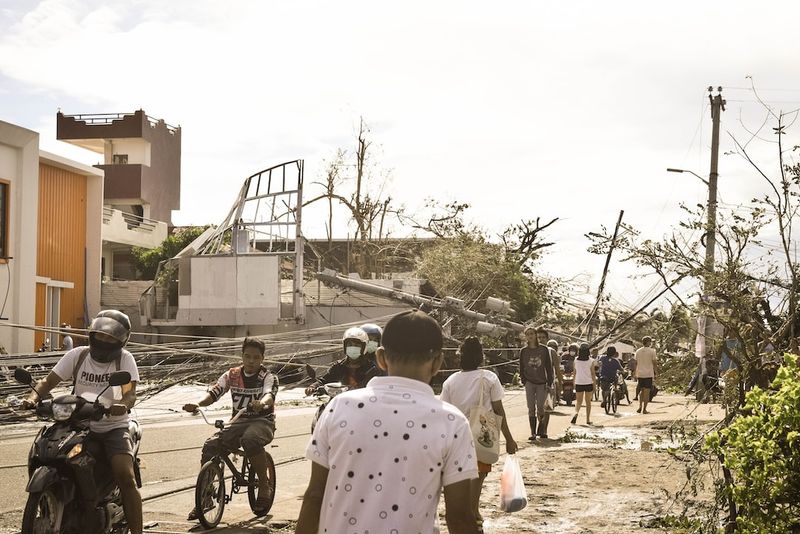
[0,390,720,534]
[439,422,714,534]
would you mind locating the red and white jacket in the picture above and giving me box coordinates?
[209,365,278,418]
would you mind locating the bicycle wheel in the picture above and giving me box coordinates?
[603,388,611,414]
[195,460,226,529]
[611,388,618,413]
[248,452,277,515]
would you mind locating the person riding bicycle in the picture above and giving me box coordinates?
[598,346,624,409]
[22,310,143,534]
[183,337,278,519]
[305,327,380,395]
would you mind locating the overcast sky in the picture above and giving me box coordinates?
[2,0,800,314]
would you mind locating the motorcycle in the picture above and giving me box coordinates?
[14,367,142,534]
[560,366,575,406]
[310,382,349,433]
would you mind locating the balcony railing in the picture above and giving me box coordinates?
[65,112,180,134]
[102,207,168,249]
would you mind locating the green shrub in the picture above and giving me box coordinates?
[706,354,800,533]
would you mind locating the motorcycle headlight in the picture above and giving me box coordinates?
[66,443,83,459]
[52,401,77,421]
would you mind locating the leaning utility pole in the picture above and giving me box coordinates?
[587,210,624,338]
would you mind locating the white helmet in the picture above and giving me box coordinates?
[342,327,368,360]
[342,327,369,344]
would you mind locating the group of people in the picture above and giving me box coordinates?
[296,310,516,533]
[21,308,659,533]
[518,326,659,435]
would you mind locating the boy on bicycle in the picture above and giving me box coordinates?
[598,346,624,408]
[183,337,278,519]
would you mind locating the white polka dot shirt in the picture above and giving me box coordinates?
[306,375,478,533]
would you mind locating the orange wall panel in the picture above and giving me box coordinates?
[37,163,88,331]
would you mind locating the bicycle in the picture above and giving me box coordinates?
[192,408,277,529]
[601,378,618,414]
[613,370,631,406]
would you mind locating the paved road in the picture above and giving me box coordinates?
[0,383,710,533]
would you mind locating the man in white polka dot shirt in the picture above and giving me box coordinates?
[296,310,479,534]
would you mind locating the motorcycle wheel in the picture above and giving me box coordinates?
[603,389,611,415]
[196,461,226,529]
[611,390,618,414]
[21,490,63,534]
[248,452,277,515]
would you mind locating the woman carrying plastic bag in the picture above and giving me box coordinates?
[499,455,528,512]
[441,337,518,530]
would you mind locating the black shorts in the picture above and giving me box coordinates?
[575,384,593,393]
[637,377,653,389]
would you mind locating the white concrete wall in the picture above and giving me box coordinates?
[85,168,103,319]
[105,138,151,166]
[0,120,39,353]
[236,255,280,324]
[175,255,280,326]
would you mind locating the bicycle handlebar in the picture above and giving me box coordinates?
[193,407,248,428]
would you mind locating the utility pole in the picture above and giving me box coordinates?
[705,87,725,274]
[587,210,624,338]
[698,87,725,365]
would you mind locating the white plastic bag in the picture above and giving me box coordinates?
[544,387,555,412]
[499,455,527,513]
[468,377,503,464]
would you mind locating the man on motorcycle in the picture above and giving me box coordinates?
[360,323,385,376]
[305,327,380,395]
[22,310,142,534]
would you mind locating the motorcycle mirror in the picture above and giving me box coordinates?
[108,371,131,387]
[305,363,316,381]
[14,367,33,385]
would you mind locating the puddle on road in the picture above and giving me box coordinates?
[562,425,681,451]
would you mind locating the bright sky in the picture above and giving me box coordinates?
[2,0,800,314]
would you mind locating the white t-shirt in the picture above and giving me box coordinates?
[52,347,139,433]
[634,347,657,378]
[440,369,504,416]
[306,375,478,534]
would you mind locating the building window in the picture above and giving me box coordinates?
[112,154,129,164]
[0,181,8,260]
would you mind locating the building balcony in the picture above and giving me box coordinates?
[96,163,144,199]
[102,207,167,249]
[57,111,179,152]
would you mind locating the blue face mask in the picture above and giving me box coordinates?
[346,346,362,360]
[366,341,379,354]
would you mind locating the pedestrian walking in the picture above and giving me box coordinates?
[519,326,555,441]
[570,343,596,425]
[635,336,658,414]
[295,310,479,534]
[441,336,518,529]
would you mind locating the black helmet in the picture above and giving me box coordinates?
[88,310,131,363]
